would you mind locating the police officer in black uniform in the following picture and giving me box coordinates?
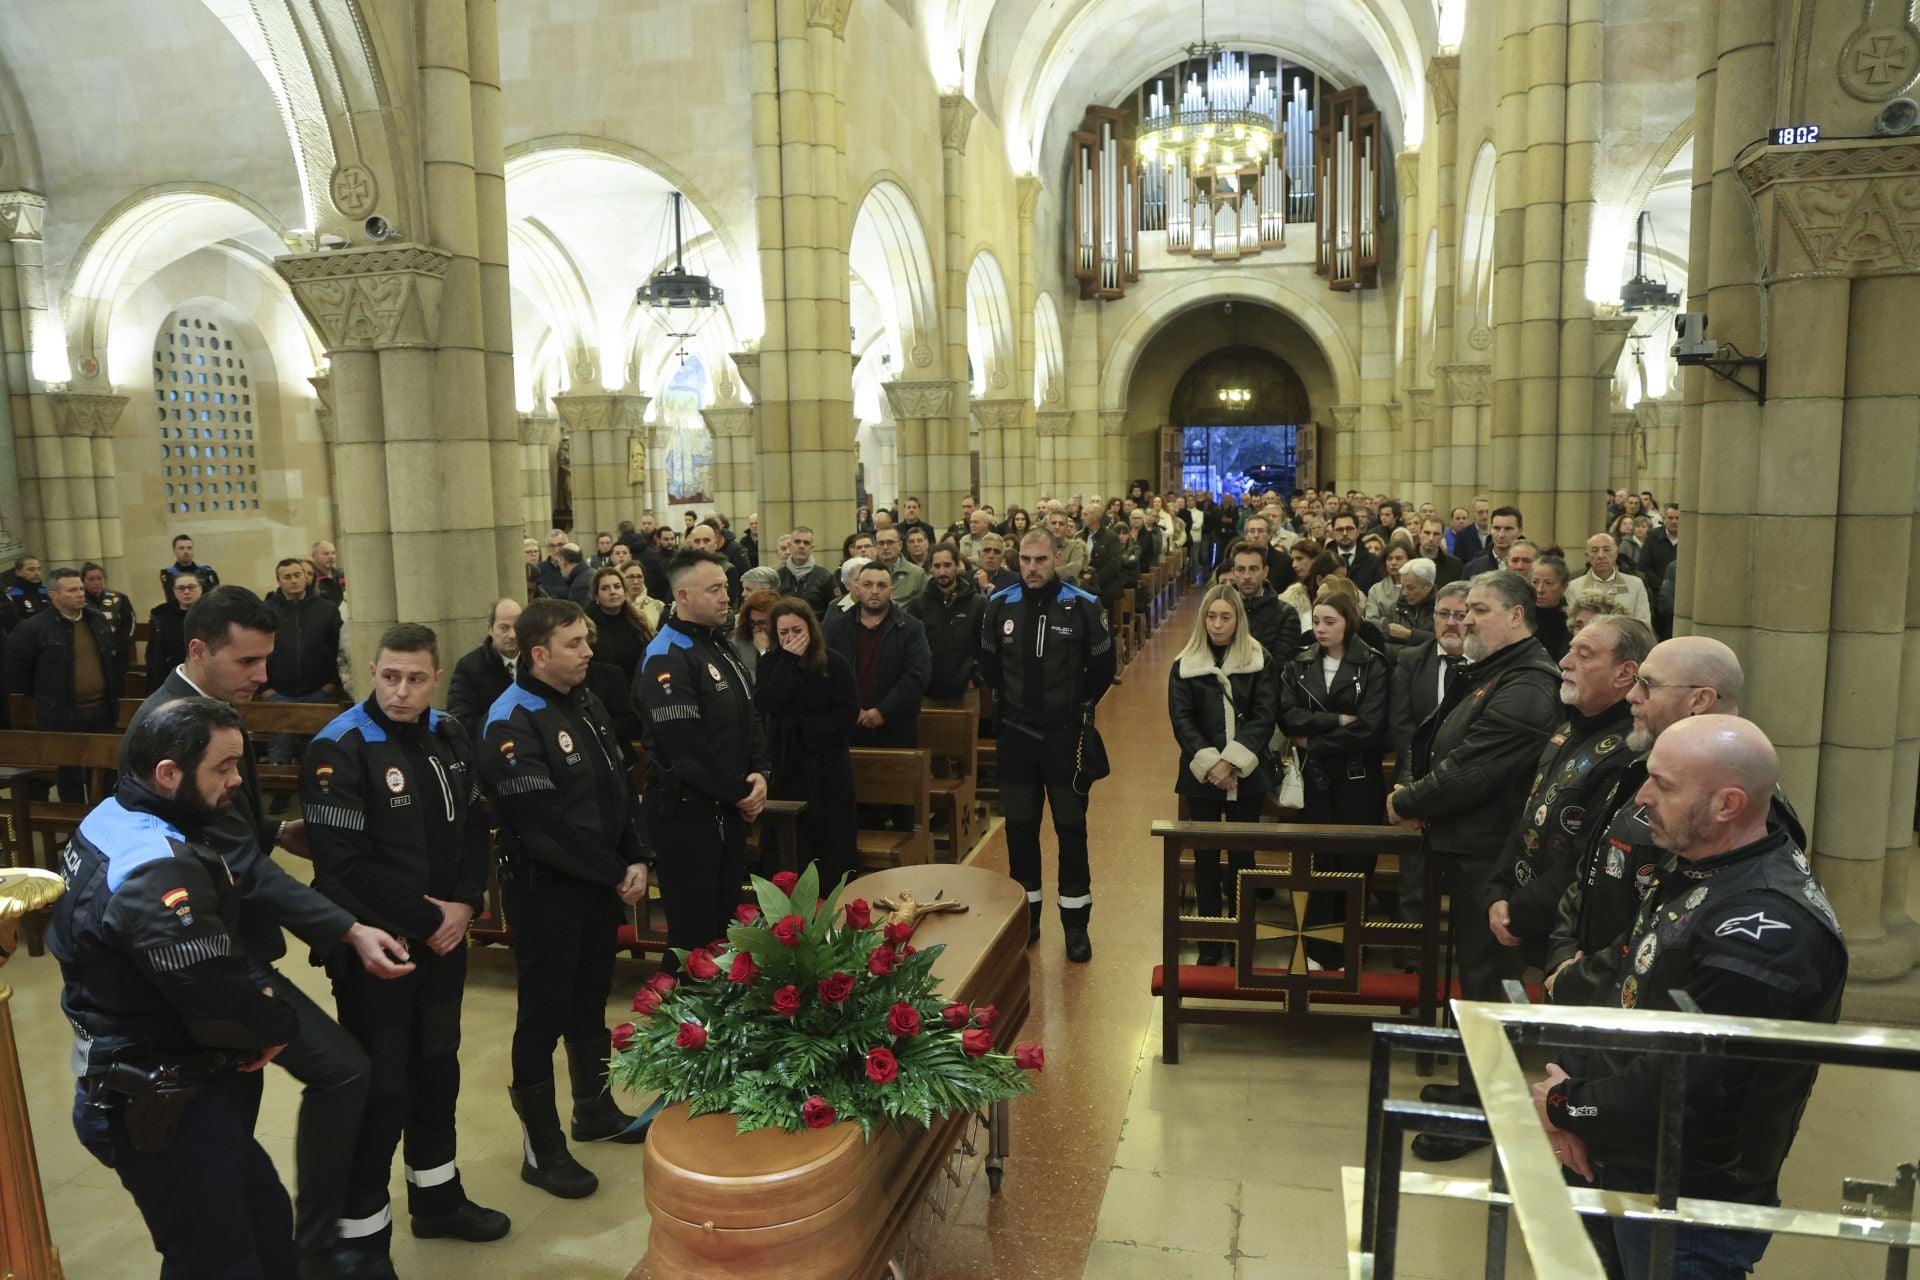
[1537,716,1846,1278]
[479,597,652,1201]
[634,548,771,961]
[302,624,508,1268]
[81,561,135,663]
[1484,615,1651,969]
[51,697,301,1276]
[978,528,1116,963]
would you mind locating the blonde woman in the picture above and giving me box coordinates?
[1168,583,1280,964]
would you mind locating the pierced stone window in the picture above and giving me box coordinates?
[154,312,261,513]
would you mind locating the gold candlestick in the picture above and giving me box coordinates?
[0,866,66,1280]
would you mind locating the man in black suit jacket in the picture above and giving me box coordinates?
[1461,506,1523,577]
[1415,518,1465,587]
[1387,581,1473,930]
[1328,511,1384,591]
[1446,507,1483,564]
[446,598,522,743]
[1077,507,1125,611]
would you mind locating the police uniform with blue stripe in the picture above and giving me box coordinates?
[50,777,302,1277]
[478,671,651,1200]
[633,613,770,965]
[301,697,504,1255]
[977,573,1116,957]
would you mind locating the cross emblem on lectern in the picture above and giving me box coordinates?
[1255,889,1347,974]
[1858,35,1912,85]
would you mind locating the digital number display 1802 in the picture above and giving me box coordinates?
[1771,124,1821,145]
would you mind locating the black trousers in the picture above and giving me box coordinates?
[999,725,1092,928]
[503,874,622,1086]
[237,968,370,1254]
[1300,774,1385,968]
[56,701,117,802]
[74,1071,297,1278]
[651,801,748,970]
[1443,852,1524,1089]
[328,943,468,1248]
[1186,792,1262,918]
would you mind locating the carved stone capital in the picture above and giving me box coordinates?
[517,412,560,448]
[1407,388,1434,420]
[1426,54,1460,116]
[939,93,978,154]
[1439,363,1491,405]
[972,397,1027,430]
[806,0,852,36]
[1387,403,1405,433]
[1016,175,1044,221]
[1034,409,1072,438]
[1592,314,1637,374]
[729,351,762,402]
[309,370,335,444]
[0,190,46,243]
[49,391,127,438]
[883,379,960,421]
[552,391,650,434]
[1737,141,1920,279]
[1395,149,1420,201]
[702,404,756,438]
[646,422,674,450]
[1099,410,1129,437]
[274,244,450,351]
[1329,404,1361,433]
[1634,397,1683,432]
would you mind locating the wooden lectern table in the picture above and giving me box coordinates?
[635,864,1031,1280]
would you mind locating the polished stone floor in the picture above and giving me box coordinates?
[10,586,1920,1278]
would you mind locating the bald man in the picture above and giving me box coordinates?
[1535,716,1845,1280]
[447,599,523,744]
[1544,637,1806,1007]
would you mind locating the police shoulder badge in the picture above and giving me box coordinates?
[162,887,192,926]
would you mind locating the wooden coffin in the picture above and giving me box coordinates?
[636,864,1032,1280]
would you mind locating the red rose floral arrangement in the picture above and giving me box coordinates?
[609,864,1043,1136]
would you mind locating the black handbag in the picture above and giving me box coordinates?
[1072,721,1111,794]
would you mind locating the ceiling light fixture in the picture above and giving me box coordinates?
[636,192,725,340]
[1135,0,1274,177]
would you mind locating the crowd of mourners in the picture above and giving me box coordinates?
[21,476,1846,1280]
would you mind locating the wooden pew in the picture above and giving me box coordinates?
[849,747,932,869]
[974,684,998,797]
[0,730,123,869]
[1149,819,1436,1065]
[1114,589,1138,666]
[917,707,980,861]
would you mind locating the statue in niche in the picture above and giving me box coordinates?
[553,431,573,532]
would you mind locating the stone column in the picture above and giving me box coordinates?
[932,92,977,524]
[1513,0,1569,535]
[3,191,113,567]
[1549,0,1602,549]
[552,392,649,539]
[1558,313,1634,558]
[0,192,38,564]
[859,422,898,509]
[1440,364,1489,494]
[1098,411,1129,496]
[1326,405,1360,489]
[1013,177,1044,505]
[516,410,558,535]
[647,421,673,521]
[276,243,497,675]
[1035,408,1072,496]
[884,380,959,512]
[973,397,1028,513]
[702,401,758,534]
[1394,148,1421,497]
[1408,389,1434,494]
[749,0,857,547]
[1634,396,1680,501]
[1488,0,1530,495]
[1425,56,1461,509]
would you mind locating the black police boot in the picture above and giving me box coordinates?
[296,1245,397,1280]
[1418,1081,1480,1107]
[1064,928,1093,963]
[565,1039,651,1144]
[1410,1132,1491,1162]
[1196,942,1224,967]
[1026,899,1041,946]
[508,1081,598,1199]
[411,1199,511,1243]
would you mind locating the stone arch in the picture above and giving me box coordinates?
[506,218,597,391]
[61,184,308,389]
[1033,291,1065,406]
[848,178,941,374]
[194,0,416,240]
[0,57,42,192]
[1097,273,1359,413]
[1457,139,1497,348]
[964,249,1015,396]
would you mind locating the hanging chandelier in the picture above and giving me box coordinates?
[1136,2,1275,176]
[635,192,724,340]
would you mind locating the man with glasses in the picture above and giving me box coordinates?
[1327,512,1383,590]
[871,527,927,604]
[1387,570,1562,1154]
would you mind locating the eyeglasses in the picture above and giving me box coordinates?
[1433,610,1470,622]
[1632,674,1711,695]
